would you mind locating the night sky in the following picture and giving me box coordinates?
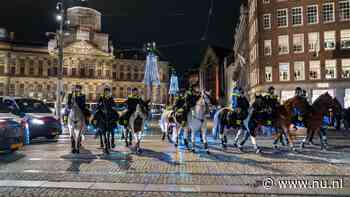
[0,0,242,71]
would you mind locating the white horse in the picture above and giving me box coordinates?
[67,101,86,154]
[186,91,212,153]
[160,109,178,144]
[126,104,148,153]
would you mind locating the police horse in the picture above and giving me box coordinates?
[119,101,149,153]
[92,104,119,154]
[67,100,86,154]
[160,91,212,154]
[301,93,341,150]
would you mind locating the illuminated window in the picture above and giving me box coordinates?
[309,61,320,80]
[279,63,290,81]
[324,31,336,50]
[341,29,350,49]
[342,59,350,78]
[265,66,272,82]
[308,32,319,52]
[293,34,304,53]
[278,35,289,54]
[264,40,272,56]
[294,61,305,81]
[325,60,337,79]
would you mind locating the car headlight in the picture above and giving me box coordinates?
[31,119,45,125]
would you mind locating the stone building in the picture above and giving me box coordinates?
[245,0,350,107]
[0,6,169,104]
[199,46,231,105]
[226,4,249,104]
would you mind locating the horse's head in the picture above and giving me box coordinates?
[69,99,84,126]
[195,91,213,113]
[312,92,336,113]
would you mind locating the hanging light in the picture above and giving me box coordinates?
[169,70,179,96]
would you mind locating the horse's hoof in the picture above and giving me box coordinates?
[238,147,243,152]
[255,148,261,154]
[161,133,166,141]
[191,149,195,153]
[206,150,210,154]
[71,149,75,154]
[174,143,178,147]
[111,144,116,148]
[233,143,238,148]
[222,144,227,149]
[300,143,305,149]
[273,145,278,150]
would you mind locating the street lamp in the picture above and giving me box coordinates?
[54,0,66,122]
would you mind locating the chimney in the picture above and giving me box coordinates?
[9,32,15,41]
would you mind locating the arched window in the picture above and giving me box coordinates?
[127,87,132,96]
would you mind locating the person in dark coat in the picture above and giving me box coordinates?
[120,88,146,126]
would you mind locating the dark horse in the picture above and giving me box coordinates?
[92,104,119,154]
[245,95,296,151]
[301,93,342,150]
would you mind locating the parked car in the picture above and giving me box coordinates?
[0,100,24,153]
[3,97,62,140]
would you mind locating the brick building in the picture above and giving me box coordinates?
[245,0,350,107]
[0,6,169,104]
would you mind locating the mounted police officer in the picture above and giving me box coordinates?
[229,87,250,148]
[123,88,146,125]
[264,86,280,125]
[94,87,119,149]
[65,85,90,125]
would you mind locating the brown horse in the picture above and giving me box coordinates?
[301,93,341,150]
[247,95,296,151]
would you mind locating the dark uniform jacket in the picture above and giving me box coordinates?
[93,95,119,130]
[67,93,86,111]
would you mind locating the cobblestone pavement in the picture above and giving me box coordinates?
[1,123,350,196]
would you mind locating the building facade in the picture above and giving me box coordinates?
[227,4,249,104]
[246,0,350,107]
[0,6,169,104]
[199,46,231,105]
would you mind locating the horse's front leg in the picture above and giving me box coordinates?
[99,130,104,148]
[124,128,129,147]
[183,127,190,150]
[283,126,295,151]
[102,131,109,154]
[70,131,76,154]
[201,121,209,154]
[219,124,227,149]
[319,127,328,151]
[191,127,196,153]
